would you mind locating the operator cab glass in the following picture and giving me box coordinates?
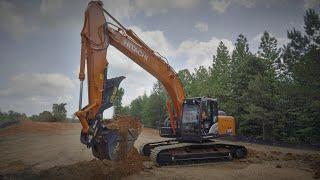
[180,98,200,141]
[182,105,199,123]
[180,97,219,142]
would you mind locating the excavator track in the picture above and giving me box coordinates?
[140,139,177,156]
[148,141,247,166]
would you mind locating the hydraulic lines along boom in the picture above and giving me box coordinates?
[75,1,247,164]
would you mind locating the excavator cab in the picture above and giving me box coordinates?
[180,97,218,142]
[160,97,236,142]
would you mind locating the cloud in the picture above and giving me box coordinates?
[40,0,64,17]
[210,0,232,13]
[133,0,200,16]
[238,0,257,8]
[0,0,136,39]
[107,48,156,107]
[194,21,209,32]
[130,26,174,56]
[0,1,34,39]
[210,0,258,13]
[304,0,320,9]
[0,73,76,115]
[176,37,234,70]
[0,73,75,98]
[102,0,136,19]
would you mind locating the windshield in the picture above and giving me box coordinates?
[182,104,198,123]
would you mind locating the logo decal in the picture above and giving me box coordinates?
[123,40,148,61]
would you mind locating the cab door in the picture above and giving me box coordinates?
[180,103,202,142]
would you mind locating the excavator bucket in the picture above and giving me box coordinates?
[91,116,142,161]
[89,74,139,161]
[98,75,126,113]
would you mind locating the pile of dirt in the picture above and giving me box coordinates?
[1,148,146,180]
[41,148,144,180]
[245,147,320,178]
[247,148,320,162]
[0,120,79,137]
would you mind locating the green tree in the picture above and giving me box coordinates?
[130,96,143,119]
[231,34,251,69]
[210,41,232,110]
[256,31,281,140]
[0,110,26,122]
[258,31,281,76]
[118,9,320,145]
[229,34,252,121]
[52,103,67,122]
[38,111,54,122]
[113,87,125,117]
[178,69,192,96]
[152,81,167,128]
[281,9,320,144]
[189,66,211,97]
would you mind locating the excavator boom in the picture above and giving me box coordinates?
[75,1,185,160]
[75,1,247,163]
[107,27,185,134]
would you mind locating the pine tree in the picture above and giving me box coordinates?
[229,34,251,121]
[231,34,251,68]
[178,69,192,97]
[188,66,211,97]
[210,41,232,110]
[281,9,320,144]
[258,31,281,76]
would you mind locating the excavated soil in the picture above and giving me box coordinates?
[40,148,145,180]
[1,121,320,180]
[0,120,78,137]
[104,116,142,160]
[244,148,320,179]
[1,148,146,180]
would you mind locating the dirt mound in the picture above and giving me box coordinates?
[0,120,79,137]
[41,148,144,180]
[247,148,320,162]
[1,148,145,180]
[245,147,320,178]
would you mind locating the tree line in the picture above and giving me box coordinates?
[0,103,76,123]
[114,9,320,145]
[29,103,70,122]
[0,110,27,122]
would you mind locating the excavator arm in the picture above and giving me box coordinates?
[76,1,185,136]
[75,1,185,160]
[75,1,248,163]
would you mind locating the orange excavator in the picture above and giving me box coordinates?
[75,1,247,165]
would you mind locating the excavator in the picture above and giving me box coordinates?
[75,1,247,165]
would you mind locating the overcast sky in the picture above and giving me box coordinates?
[0,0,319,117]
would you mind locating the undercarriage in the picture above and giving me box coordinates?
[140,139,247,166]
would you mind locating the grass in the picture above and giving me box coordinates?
[0,115,13,122]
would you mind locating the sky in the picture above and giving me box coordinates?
[0,0,319,118]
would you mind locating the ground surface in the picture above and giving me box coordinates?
[0,120,319,180]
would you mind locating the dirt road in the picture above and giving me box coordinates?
[0,121,319,179]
